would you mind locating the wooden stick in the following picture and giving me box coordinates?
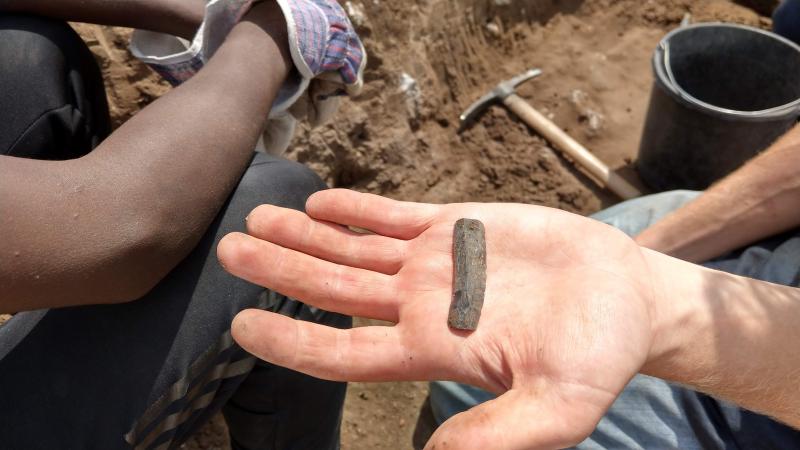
[503,93,642,200]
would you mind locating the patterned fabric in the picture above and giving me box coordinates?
[129,0,366,154]
[145,58,205,87]
[129,0,254,87]
[314,0,364,86]
[278,0,365,87]
[132,0,364,90]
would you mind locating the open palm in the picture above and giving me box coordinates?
[217,189,659,450]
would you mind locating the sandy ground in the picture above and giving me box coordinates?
[60,1,774,448]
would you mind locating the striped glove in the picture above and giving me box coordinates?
[130,0,366,153]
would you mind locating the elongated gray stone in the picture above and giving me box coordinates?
[448,218,486,331]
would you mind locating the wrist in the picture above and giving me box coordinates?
[634,227,679,256]
[640,249,715,381]
[230,1,290,69]
[189,1,291,124]
[641,249,800,425]
[635,217,720,263]
[215,2,290,79]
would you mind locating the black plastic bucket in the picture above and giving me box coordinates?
[637,23,800,191]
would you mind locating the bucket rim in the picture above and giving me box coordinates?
[654,22,800,120]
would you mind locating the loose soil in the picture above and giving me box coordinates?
[65,1,772,448]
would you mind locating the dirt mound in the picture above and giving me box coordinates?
[73,0,769,216]
[70,23,170,128]
[287,0,768,215]
[66,1,770,449]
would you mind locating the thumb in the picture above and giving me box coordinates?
[424,388,596,450]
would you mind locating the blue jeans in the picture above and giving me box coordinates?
[430,190,800,449]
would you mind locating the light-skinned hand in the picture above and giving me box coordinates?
[217,188,660,450]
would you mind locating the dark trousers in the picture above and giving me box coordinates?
[0,15,350,450]
[774,0,800,46]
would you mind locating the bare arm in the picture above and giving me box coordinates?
[1,0,205,39]
[636,123,800,262]
[0,2,291,311]
[645,250,800,427]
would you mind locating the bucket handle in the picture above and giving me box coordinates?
[660,38,800,119]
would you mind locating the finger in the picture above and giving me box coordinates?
[232,309,426,381]
[305,189,440,240]
[246,204,406,274]
[425,388,596,450]
[218,232,400,321]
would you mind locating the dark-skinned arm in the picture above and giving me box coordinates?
[0,2,291,312]
[1,0,205,39]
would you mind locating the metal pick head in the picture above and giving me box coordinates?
[458,68,543,133]
[458,92,497,133]
[503,68,544,92]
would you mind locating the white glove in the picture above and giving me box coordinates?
[129,0,366,154]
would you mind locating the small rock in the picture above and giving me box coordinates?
[398,72,422,123]
[344,1,368,28]
[485,22,501,37]
[569,89,605,134]
[570,89,589,105]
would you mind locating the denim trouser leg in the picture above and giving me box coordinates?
[429,190,800,449]
[588,190,700,237]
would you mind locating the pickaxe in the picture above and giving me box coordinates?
[459,69,642,200]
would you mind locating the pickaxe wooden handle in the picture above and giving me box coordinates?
[503,94,642,200]
[459,69,642,200]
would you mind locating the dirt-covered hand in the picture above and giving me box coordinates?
[217,189,659,450]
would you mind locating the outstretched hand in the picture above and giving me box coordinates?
[217,189,660,450]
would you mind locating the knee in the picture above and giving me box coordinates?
[235,155,327,213]
[0,16,82,73]
[0,15,109,158]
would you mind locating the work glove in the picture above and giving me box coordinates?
[129,0,366,154]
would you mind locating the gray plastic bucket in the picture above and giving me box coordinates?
[637,23,800,191]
